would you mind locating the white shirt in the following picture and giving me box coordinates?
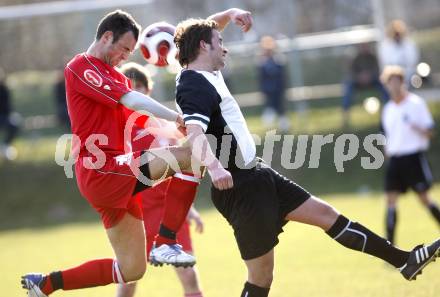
[382,92,434,156]
[198,70,256,165]
[379,38,419,78]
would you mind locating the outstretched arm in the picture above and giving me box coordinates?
[185,124,233,190]
[208,8,253,32]
[120,91,184,126]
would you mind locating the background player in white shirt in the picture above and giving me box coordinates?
[381,65,440,245]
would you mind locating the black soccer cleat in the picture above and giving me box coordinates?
[399,239,440,281]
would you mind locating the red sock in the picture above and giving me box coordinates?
[41,259,122,295]
[155,173,199,246]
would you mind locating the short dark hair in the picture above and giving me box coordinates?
[174,18,218,67]
[119,62,153,91]
[96,10,140,43]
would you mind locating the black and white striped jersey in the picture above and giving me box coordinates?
[175,69,256,169]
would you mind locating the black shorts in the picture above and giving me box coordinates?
[385,151,433,193]
[133,151,154,195]
[211,159,311,260]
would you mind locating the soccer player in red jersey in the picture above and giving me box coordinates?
[21,10,204,297]
[116,62,205,297]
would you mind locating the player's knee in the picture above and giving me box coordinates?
[124,270,146,282]
[122,262,147,282]
[248,268,273,288]
[171,146,192,170]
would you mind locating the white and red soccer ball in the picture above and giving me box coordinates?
[140,22,177,67]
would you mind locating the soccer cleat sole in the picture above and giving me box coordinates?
[150,257,195,268]
[21,276,33,289]
[21,276,48,297]
[407,247,440,281]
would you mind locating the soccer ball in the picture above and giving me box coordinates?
[140,22,177,67]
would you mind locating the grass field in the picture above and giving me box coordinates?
[2,185,440,297]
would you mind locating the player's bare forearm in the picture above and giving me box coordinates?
[185,124,233,190]
[185,124,220,169]
[411,125,434,139]
[120,91,179,122]
[208,8,253,32]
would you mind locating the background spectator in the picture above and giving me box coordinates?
[379,20,419,85]
[342,43,389,126]
[258,35,290,132]
[0,67,18,160]
[54,71,70,128]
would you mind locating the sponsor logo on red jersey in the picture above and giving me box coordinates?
[84,69,103,87]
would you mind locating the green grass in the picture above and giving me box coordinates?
[2,186,440,297]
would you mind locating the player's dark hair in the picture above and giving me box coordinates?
[174,18,218,67]
[96,10,140,43]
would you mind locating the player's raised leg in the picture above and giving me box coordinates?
[145,146,201,267]
[21,146,198,296]
[286,196,440,280]
[22,212,146,296]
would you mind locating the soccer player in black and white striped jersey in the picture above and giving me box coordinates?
[173,9,440,297]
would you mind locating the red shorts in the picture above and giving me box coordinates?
[142,179,193,257]
[76,152,144,229]
[76,121,184,229]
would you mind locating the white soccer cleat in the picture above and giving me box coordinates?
[149,244,196,268]
[21,273,48,297]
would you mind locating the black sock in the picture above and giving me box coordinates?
[326,215,409,268]
[386,207,397,244]
[240,282,270,297]
[49,271,64,291]
[428,203,440,225]
[39,271,63,293]
[158,224,176,240]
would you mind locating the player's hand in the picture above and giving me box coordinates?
[208,161,233,190]
[410,124,432,138]
[230,9,253,32]
[188,208,204,233]
[175,114,187,134]
[176,114,185,127]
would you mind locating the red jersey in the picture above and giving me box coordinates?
[65,53,132,160]
[65,53,142,218]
